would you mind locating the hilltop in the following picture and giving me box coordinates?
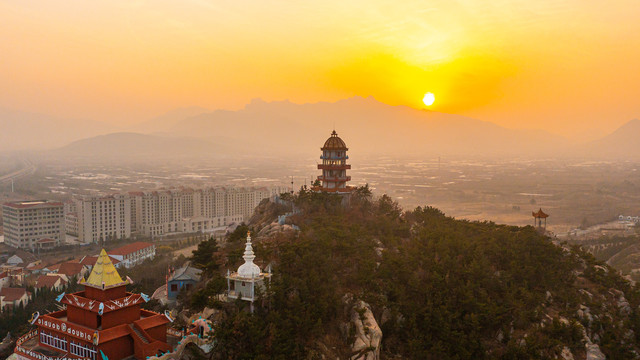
[584,119,640,158]
[191,190,640,359]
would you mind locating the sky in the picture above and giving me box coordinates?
[1,0,639,141]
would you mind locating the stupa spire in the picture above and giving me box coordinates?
[243,231,256,264]
[237,231,261,278]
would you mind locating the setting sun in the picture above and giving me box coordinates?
[423,92,435,106]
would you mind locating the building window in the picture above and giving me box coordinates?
[170,284,178,292]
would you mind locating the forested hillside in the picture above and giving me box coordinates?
[196,188,640,359]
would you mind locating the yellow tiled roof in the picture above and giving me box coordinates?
[84,249,126,289]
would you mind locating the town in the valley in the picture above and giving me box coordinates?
[0,131,357,359]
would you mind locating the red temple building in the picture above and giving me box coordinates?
[14,249,177,360]
[314,130,355,194]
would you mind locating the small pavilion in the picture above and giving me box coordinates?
[532,208,549,230]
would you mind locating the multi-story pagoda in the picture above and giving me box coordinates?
[14,249,176,360]
[315,130,355,194]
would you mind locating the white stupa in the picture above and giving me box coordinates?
[226,232,271,312]
[237,233,261,278]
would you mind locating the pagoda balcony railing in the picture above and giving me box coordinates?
[320,155,348,160]
[227,290,255,301]
[15,329,80,360]
[317,176,351,182]
[317,164,351,170]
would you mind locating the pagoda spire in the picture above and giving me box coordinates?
[243,231,256,265]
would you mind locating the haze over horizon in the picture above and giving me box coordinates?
[2,0,639,143]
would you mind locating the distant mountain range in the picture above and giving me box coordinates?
[2,98,639,159]
[160,96,569,157]
[127,106,210,134]
[52,132,242,160]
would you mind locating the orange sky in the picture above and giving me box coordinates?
[1,0,639,140]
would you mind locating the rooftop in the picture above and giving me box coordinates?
[80,254,121,267]
[0,287,28,301]
[35,275,65,289]
[3,200,63,209]
[169,265,202,282]
[110,242,154,256]
[83,249,127,289]
[532,208,549,218]
[321,130,348,150]
[57,261,85,276]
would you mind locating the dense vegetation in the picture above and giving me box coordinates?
[193,188,640,359]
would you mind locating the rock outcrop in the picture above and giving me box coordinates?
[349,300,382,360]
[586,343,606,360]
[256,221,295,239]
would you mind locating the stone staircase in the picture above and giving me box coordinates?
[129,324,149,344]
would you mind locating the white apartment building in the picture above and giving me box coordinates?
[131,186,286,237]
[2,200,65,250]
[64,201,78,236]
[70,186,287,239]
[75,194,131,244]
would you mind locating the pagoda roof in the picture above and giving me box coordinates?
[532,208,549,218]
[321,130,348,150]
[83,249,127,289]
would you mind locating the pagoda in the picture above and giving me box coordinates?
[314,130,355,194]
[14,249,174,360]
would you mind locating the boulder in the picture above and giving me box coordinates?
[617,295,631,316]
[586,343,606,360]
[349,300,382,360]
[560,346,574,360]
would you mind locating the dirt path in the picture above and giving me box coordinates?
[172,244,199,258]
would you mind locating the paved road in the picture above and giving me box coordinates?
[0,158,36,186]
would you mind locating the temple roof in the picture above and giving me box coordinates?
[532,208,549,218]
[61,292,145,313]
[84,249,127,289]
[321,130,348,150]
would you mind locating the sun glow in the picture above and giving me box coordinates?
[423,92,435,106]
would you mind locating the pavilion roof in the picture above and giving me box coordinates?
[532,208,549,218]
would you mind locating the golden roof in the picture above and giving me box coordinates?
[321,130,348,150]
[83,249,127,289]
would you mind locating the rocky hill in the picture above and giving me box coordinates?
[198,189,640,359]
